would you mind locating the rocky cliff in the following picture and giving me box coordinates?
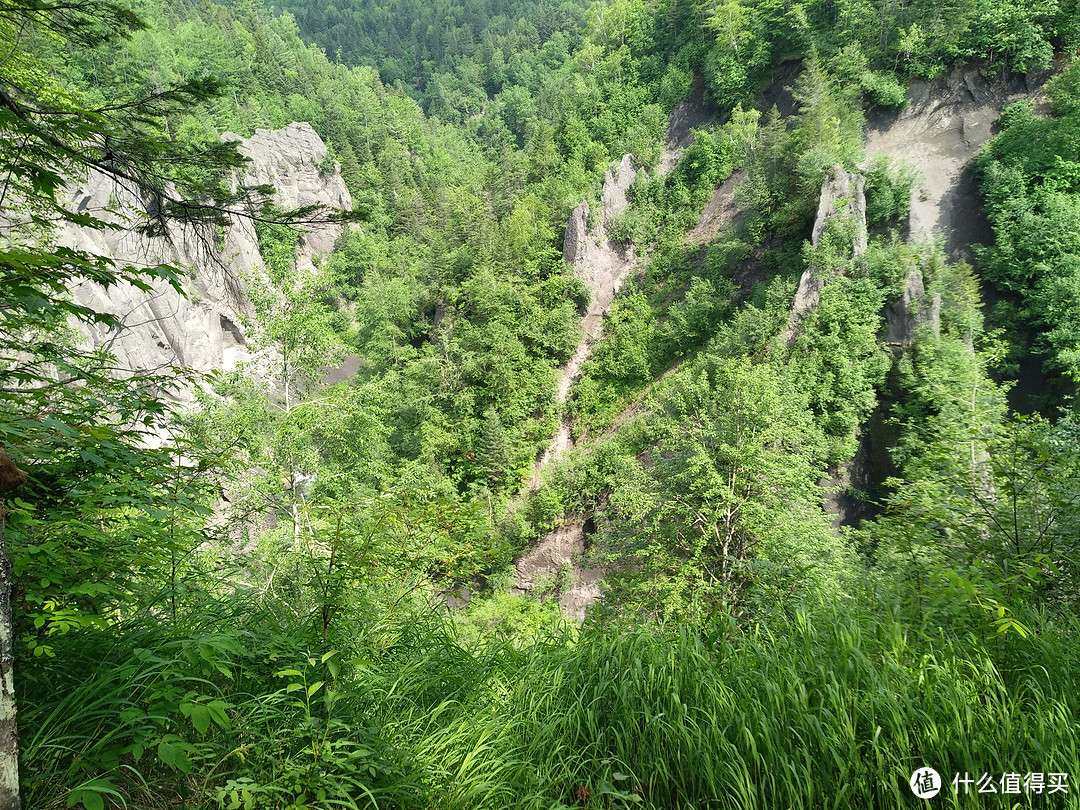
[783,165,868,346]
[510,61,1051,616]
[532,153,638,486]
[59,122,351,399]
[515,154,639,618]
[865,62,1049,261]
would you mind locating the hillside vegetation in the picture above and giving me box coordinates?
[2,0,1080,806]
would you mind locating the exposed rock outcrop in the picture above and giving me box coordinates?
[225,122,350,267]
[886,266,942,346]
[600,154,635,232]
[61,170,255,389]
[864,62,1050,260]
[58,122,351,399]
[785,270,826,345]
[658,90,720,177]
[562,203,590,266]
[511,523,605,621]
[784,165,867,345]
[534,153,638,485]
[811,167,867,255]
[517,154,642,618]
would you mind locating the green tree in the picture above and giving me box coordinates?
[478,406,511,489]
[598,355,846,624]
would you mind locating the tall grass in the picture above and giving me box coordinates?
[415,608,1080,810]
[20,600,1080,809]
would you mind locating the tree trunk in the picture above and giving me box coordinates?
[0,511,20,810]
[0,450,25,810]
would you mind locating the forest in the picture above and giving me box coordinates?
[1,0,1080,806]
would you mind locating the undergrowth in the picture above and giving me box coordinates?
[20,595,1080,809]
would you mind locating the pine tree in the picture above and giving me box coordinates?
[478,406,511,488]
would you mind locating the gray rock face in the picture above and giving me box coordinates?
[521,98,724,618]
[865,62,1049,261]
[658,90,719,177]
[60,171,255,391]
[784,165,867,345]
[886,266,942,345]
[56,122,351,400]
[521,154,642,615]
[536,155,639,488]
[811,165,867,255]
[575,155,637,317]
[561,154,635,276]
[689,169,745,246]
[600,154,635,232]
[786,269,826,341]
[224,122,350,263]
[562,202,590,266]
[512,522,605,621]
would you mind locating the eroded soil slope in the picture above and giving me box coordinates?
[865,63,1049,261]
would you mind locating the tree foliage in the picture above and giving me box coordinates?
[6,0,1080,806]
[598,355,848,623]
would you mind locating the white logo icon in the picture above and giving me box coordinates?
[910,767,942,799]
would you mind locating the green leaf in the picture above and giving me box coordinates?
[189,702,211,735]
[207,700,232,728]
[158,741,193,772]
[67,780,120,810]
[78,450,106,466]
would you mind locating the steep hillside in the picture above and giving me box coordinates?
[5,0,1080,806]
[508,59,1069,614]
[865,63,1051,261]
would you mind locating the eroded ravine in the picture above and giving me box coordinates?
[515,63,1050,617]
[516,100,715,617]
[525,154,636,490]
[526,97,715,491]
